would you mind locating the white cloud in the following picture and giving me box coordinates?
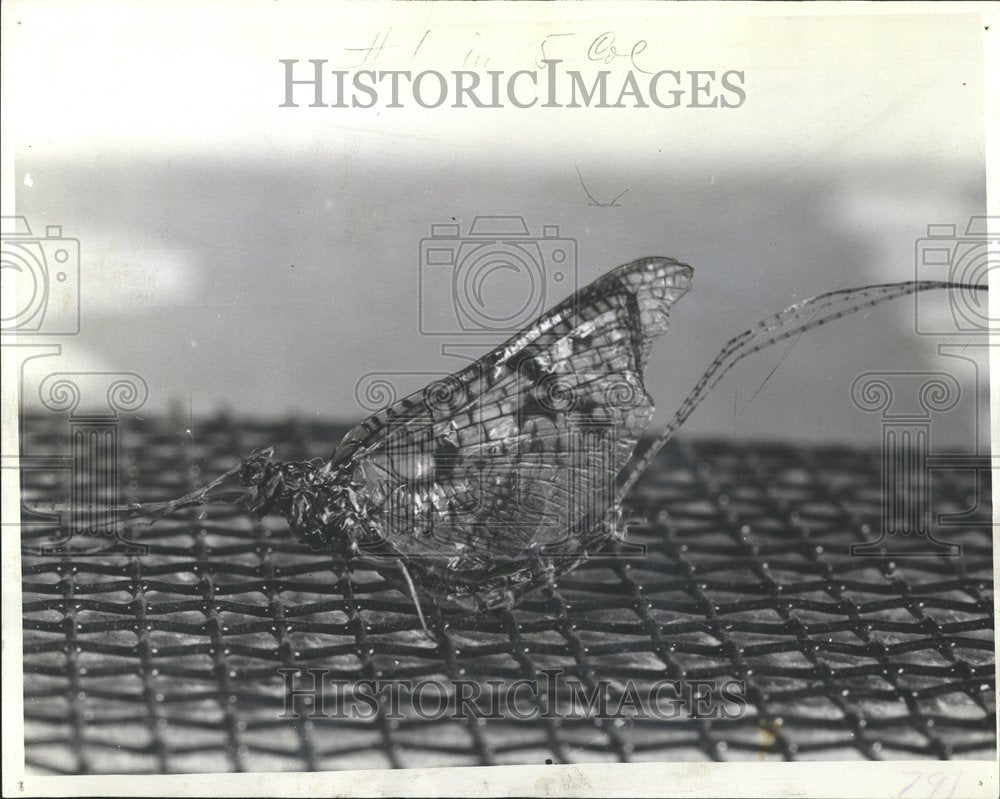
[76,228,201,313]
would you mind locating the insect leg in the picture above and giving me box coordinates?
[396,559,432,637]
[536,556,559,595]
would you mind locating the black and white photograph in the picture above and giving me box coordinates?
[2,2,997,796]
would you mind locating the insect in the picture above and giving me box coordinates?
[97,257,985,631]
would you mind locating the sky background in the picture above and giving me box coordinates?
[6,3,991,448]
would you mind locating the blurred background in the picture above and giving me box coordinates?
[6,4,991,449]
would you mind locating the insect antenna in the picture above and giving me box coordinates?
[618,279,988,497]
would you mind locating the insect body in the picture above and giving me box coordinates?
[106,257,983,627]
[239,257,693,617]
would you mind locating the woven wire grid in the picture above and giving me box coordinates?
[19,412,996,775]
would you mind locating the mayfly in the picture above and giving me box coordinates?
[66,258,987,630]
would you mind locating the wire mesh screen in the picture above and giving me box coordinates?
[19,412,996,775]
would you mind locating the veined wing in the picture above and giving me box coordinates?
[331,257,693,561]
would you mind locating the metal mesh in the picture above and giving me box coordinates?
[19,413,995,774]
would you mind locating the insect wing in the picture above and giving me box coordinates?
[332,257,693,562]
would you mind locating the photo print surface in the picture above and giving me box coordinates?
[2,3,996,796]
